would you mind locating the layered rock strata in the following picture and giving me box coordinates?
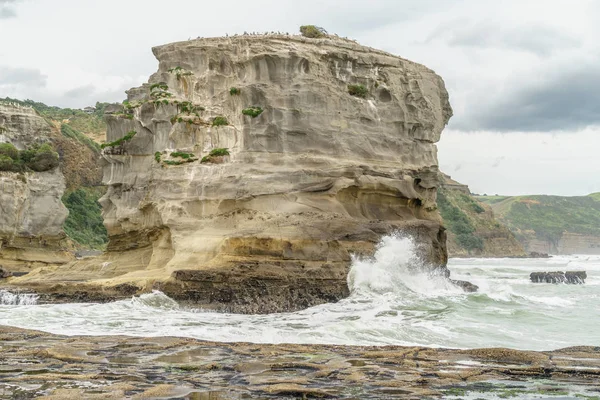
[0,103,72,272]
[1,326,599,399]
[10,35,455,311]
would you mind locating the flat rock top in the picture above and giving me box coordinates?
[0,325,599,399]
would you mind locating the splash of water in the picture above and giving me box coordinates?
[0,235,599,350]
[347,234,462,298]
[0,290,38,305]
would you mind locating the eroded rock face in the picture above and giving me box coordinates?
[0,103,71,272]
[94,35,453,311]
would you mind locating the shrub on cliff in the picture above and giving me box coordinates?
[0,143,19,160]
[230,87,241,96]
[28,144,60,172]
[0,142,59,172]
[300,25,326,38]
[100,130,137,149]
[0,155,17,171]
[212,116,228,126]
[348,84,368,98]
[242,107,263,118]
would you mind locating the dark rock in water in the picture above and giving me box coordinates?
[530,271,586,284]
[451,279,479,292]
[565,271,587,283]
[528,251,550,258]
[0,266,12,279]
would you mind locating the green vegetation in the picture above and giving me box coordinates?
[242,106,263,118]
[208,148,229,157]
[171,152,194,159]
[60,124,101,153]
[201,148,230,163]
[588,192,600,201]
[149,82,169,92]
[348,84,368,98]
[212,116,228,126]
[177,101,203,115]
[229,87,241,96]
[300,25,326,38]
[168,66,193,80]
[163,160,186,166]
[437,189,484,251]
[2,97,107,141]
[149,83,172,101]
[485,194,600,244]
[476,195,511,205]
[62,188,108,249]
[0,142,59,172]
[100,130,137,149]
[154,152,161,163]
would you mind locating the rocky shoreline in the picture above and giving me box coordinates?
[0,325,599,399]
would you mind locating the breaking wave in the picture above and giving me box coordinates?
[0,290,38,306]
[0,235,599,351]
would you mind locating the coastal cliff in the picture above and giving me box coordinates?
[439,174,526,257]
[0,103,72,271]
[478,193,600,255]
[8,34,455,311]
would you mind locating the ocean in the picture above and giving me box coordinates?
[1,235,598,351]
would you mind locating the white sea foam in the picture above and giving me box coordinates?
[0,236,598,351]
[0,290,38,305]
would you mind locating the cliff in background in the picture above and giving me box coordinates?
[1,98,109,250]
[477,193,600,255]
[0,103,72,271]
[438,174,526,257]
[8,34,456,312]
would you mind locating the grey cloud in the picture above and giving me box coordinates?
[64,84,96,98]
[286,0,449,36]
[0,66,47,87]
[428,20,580,56]
[0,6,16,18]
[0,0,21,19]
[454,66,600,132]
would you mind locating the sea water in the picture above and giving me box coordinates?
[1,235,598,351]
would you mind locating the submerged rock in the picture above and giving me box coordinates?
[530,271,587,284]
[451,279,479,292]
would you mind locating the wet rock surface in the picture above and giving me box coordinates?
[530,271,587,284]
[0,326,599,399]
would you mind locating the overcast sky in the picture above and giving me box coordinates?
[1,0,599,196]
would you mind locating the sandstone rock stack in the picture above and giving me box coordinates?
[9,34,455,312]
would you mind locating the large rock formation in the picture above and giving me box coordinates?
[0,103,72,271]
[9,34,455,312]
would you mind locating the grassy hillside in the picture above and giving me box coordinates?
[476,194,600,245]
[63,188,108,249]
[3,97,108,142]
[438,187,525,257]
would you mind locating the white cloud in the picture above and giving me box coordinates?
[0,0,598,194]
[438,128,600,196]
